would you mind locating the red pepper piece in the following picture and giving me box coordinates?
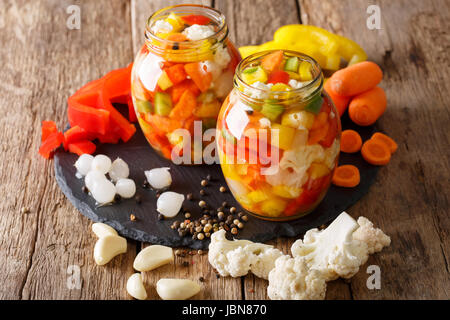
[319,117,339,148]
[127,95,137,123]
[68,140,97,155]
[104,64,133,104]
[181,14,211,25]
[41,121,58,142]
[67,96,110,135]
[63,125,97,150]
[267,70,290,85]
[165,64,187,86]
[39,131,64,159]
[184,62,212,93]
[169,79,200,103]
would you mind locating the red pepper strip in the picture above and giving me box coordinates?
[319,117,338,148]
[39,131,64,159]
[127,95,137,123]
[267,70,290,85]
[104,64,133,104]
[41,121,58,142]
[181,14,211,25]
[68,140,97,155]
[67,96,110,135]
[98,88,136,142]
[63,125,97,150]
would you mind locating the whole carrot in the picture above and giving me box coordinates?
[324,79,351,116]
[348,86,387,126]
[329,61,383,96]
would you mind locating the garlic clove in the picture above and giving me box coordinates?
[126,273,147,300]
[92,222,118,238]
[93,235,127,266]
[156,279,201,300]
[133,245,174,272]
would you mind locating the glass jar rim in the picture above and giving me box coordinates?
[234,50,324,103]
[145,4,228,50]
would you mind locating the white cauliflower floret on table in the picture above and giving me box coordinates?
[353,216,391,254]
[267,255,326,300]
[291,212,369,281]
[208,230,283,279]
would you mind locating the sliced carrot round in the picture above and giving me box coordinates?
[340,129,362,153]
[361,138,391,165]
[332,165,360,187]
[371,132,398,154]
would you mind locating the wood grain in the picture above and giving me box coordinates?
[300,0,450,299]
[0,0,136,299]
[0,0,448,300]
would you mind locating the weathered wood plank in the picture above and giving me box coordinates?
[300,0,450,299]
[0,0,136,299]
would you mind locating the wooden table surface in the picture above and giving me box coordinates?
[0,0,448,300]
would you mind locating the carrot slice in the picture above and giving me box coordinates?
[332,165,360,187]
[184,62,212,92]
[340,129,362,153]
[371,132,398,154]
[261,50,284,73]
[361,138,391,165]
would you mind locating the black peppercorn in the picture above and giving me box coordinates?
[82,186,89,194]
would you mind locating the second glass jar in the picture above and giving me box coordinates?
[217,50,341,221]
[131,4,241,163]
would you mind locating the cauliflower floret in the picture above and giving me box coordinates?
[288,79,311,89]
[291,212,369,281]
[214,44,231,69]
[151,20,173,34]
[323,139,340,169]
[353,217,391,254]
[268,255,326,300]
[208,230,283,279]
[182,24,215,41]
[243,81,273,100]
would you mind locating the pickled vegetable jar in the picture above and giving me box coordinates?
[131,5,240,163]
[217,50,341,221]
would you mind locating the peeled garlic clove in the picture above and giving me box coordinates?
[93,235,127,266]
[157,191,184,218]
[145,167,172,189]
[109,158,129,182]
[133,245,173,272]
[92,222,118,238]
[156,279,201,300]
[126,273,147,300]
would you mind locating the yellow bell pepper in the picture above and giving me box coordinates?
[260,198,287,217]
[247,190,269,203]
[157,71,173,90]
[281,109,315,130]
[272,185,303,199]
[270,123,296,150]
[299,61,313,81]
[165,13,184,32]
[309,162,331,179]
[241,66,268,84]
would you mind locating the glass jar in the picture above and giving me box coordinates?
[131,4,240,164]
[217,50,341,221]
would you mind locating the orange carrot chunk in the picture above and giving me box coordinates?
[361,138,391,165]
[348,86,387,126]
[329,61,383,97]
[324,80,351,117]
[261,50,284,73]
[371,132,398,154]
[340,129,362,153]
[332,165,360,187]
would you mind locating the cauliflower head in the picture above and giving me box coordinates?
[353,216,391,254]
[291,212,369,281]
[267,255,326,300]
[208,230,283,279]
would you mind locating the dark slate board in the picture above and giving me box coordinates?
[54,113,378,249]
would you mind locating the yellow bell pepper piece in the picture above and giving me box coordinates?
[272,185,303,199]
[281,109,315,130]
[157,71,173,90]
[193,99,221,118]
[299,61,313,81]
[165,13,184,32]
[270,123,296,150]
[309,162,331,179]
[247,190,269,203]
[238,45,260,58]
[325,54,341,71]
[260,198,287,217]
[235,163,249,175]
[241,66,268,84]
